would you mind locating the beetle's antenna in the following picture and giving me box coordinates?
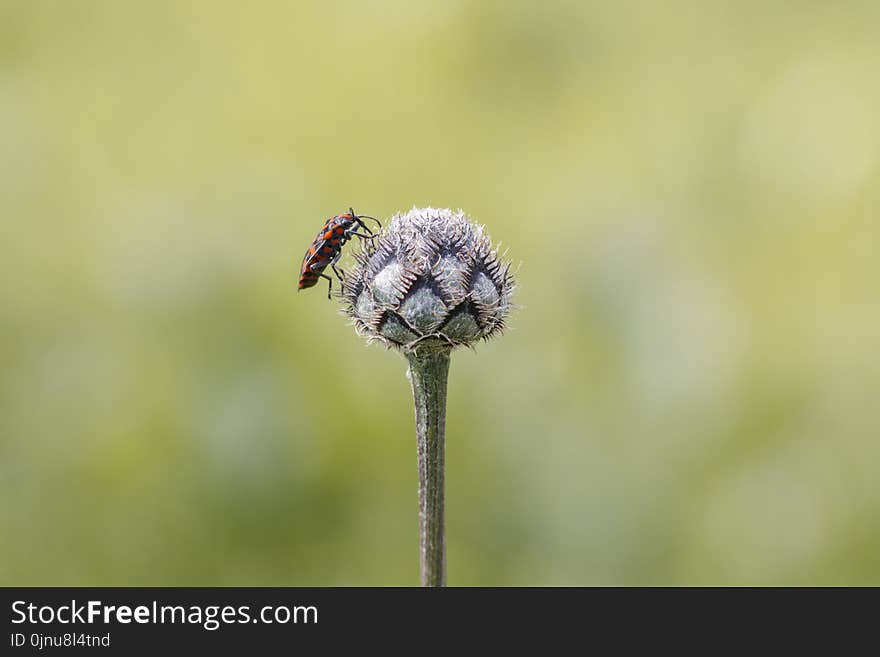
[352,208,382,230]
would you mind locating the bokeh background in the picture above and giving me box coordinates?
[2,1,879,585]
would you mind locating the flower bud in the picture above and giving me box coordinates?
[341,207,515,351]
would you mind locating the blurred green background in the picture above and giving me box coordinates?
[2,1,879,586]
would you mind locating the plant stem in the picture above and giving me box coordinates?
[405,347,451,587]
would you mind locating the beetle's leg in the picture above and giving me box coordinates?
[347,230,378,241]
[318,272,333,299]
[329,250,345,283]
[309,262,334,299]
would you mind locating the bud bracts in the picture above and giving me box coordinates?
[341,207,514,351]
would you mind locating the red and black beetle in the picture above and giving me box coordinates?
[298,207,381,298]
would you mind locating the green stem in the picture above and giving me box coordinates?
[405,347,451,587]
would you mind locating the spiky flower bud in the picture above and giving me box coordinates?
[341,207,514,352]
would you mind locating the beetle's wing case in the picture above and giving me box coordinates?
[300,219,336,269]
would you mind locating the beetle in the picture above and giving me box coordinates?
[298,207,382,298]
